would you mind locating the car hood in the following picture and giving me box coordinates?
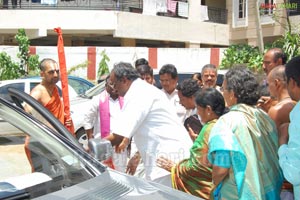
[35,169,203,200]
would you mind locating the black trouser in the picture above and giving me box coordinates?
[2,0,18,8]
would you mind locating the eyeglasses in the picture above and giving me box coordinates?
[107,81,116,89]
[107,78,122,90]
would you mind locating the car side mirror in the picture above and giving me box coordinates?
[88,138,113,162]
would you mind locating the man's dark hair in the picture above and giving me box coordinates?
[113,62,140,81]
[135,58,149,68]
[269,48,287,65]
[176,79,200,97]
[159,64,178,79]
[285,56,300,86]
[192,73,202,81]
[136,64,153,76]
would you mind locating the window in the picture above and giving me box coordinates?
[288,0,300,16]
[261,0,274,15]
[233,0,248,27]
[260,0,275,24]
[239,0,247,19]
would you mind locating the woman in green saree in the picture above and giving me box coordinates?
[156,88,226,199]
[208,66,283,199]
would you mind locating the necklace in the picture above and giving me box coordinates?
[278,96,291,103]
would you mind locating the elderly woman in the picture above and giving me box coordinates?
[208,66,283,199]
[157,88,226,199]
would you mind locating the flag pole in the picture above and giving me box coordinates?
[54,27,75,136]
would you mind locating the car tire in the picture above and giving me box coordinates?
[76,128,88,149]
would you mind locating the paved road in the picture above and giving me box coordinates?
[0,135,31,180]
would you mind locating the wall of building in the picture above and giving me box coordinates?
[0,46,225,82]
[228,0,286,46]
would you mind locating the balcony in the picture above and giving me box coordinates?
[1,0,227,25]
[207,7,227,24]
[0,0,142,10]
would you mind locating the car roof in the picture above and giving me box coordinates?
[0,78,78,99]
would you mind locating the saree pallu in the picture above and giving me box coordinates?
[208,104,283,200]
[171,120,216,199]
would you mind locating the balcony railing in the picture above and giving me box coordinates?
[207,7,228,24]
[1,0,142,10]
[1,0,227,24]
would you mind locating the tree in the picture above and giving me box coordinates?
[0,29,39,80]
[97,50,110,80]
[15,29,40,76]
[219,44,264,73]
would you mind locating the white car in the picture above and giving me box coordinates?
[0,78,93,148]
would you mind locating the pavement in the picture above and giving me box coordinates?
[0,135,31,181]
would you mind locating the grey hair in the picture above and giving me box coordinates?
[112,62,140,81]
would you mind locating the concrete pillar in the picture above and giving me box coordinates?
[188,0,202,21]
[121,38,136,47]
[0,36,4,45]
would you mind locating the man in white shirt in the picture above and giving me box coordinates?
[83,75,127,172]
[159,64,187,123]
[176,79,202,141]
[106,62,192,187]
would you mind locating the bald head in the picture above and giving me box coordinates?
[268,65,287,84]
[267,65,287,99]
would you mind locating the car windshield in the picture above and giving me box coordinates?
[80,81,106,99]
[0,100,100,199]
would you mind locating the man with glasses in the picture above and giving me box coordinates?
[258,48,287,112]
[83,75,126,172]
[106,62,192,187]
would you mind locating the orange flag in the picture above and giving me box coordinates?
[54,27,75,136]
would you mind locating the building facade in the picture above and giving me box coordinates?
[0,0,299,47]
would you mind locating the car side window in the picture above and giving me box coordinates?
[0,83,25,102]
[0,102,93,199]
[68,79,92,95]
[30,82,39,92]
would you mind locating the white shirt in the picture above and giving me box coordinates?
[161,88,187,123]
[83,93,121,138]
[83,91,127,172]
[113,78,192,181]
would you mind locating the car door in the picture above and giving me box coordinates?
[7,87,81,147]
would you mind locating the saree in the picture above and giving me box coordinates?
[208,104,283,200]
[171,119,216,199]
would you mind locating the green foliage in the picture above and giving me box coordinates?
[220,44,263,73]
[15,29,40,76]
[0,28,39,80]
[272,32,300,61]
[98,50,110,79]
[0,52,24,80]
[68,61,89,74]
